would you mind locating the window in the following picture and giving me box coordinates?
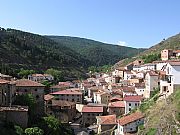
[129,108,131,111]
[130,128,132,130]
[88,114,90,116]
[72,99,74,102]
[25,89,27,92]
[36,95,39,99]
[135,103,137,106]
[129,103,131,106]
[35,89,37,92]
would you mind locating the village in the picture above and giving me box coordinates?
[0,49,180,135]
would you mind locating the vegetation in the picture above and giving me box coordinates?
[141,53,161,63]
[48,36,145,66]
[113,33,180,68]
[88,65,112,73]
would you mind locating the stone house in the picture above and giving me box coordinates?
[0,79,16,106]
[0,106,28,127]
[108,101,125,116]
[46,100,76,123]
[93,91,111,105]
[51,89,83,104]
[96,115,117,134]
[15,79,45,115]
[82,106,103,127]
[144,71,159,98]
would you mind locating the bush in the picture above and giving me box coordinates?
[146,128,157,135]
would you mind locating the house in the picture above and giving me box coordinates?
[133,59,144,66]
[121,86,136,97]
[123,71,134,80]
[88,86,103,98]
[161,49,173,61]
[0,79,16,106]
[134,83,145,96]
[51,89,83,103]
[46,100,76,123]
[123,95,143,114]
[15,79,45,115]
[112,69,124,78]
[28,74,54,82]
[160,61,180,96]
[108,101,125,116]
[144,71,159,98]
[51,81,75,92]
[0,73,12,81]
[115,112,144,135]
[82,106,103,127]
[93,91,111,104]
[44,94,54,113]
[0,106,28,127]
[140,63,156,71]
[96,115,117,134]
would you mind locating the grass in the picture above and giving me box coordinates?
[146,128,157,135]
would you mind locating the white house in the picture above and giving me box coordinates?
[123,95,142,114]
[160,61,180,96]
[115,112,144,135]
[144,71,159,98]
[134,83,145,96]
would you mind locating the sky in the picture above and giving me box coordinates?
[0,0,180,48]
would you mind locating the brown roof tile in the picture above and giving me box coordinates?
[82,106,103,113]
[16,79,45,87]
[97,115,117,125]
[118,112,144,126]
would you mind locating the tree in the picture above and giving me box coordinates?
[15,125,24,135]
[45,68,64,82]
[18,69,35,78]
[13,94,36,115]
[25,127,44,135]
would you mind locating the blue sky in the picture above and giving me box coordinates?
[0,0,180,48]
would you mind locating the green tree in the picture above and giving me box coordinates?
[25,127,44,135]
[45,68,64,82]
[15,125,24,135]
[18,69,35,78]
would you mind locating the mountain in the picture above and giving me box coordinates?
[113,33,180,68]
[47,36,146,66]
[0,28,91,78]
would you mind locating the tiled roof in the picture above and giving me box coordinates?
[117,112,144,126]
[31,74,44,77]
[123,95,143,102]
[51,89,82,95]
[50,84,69,89]
[120,86,135,92]
[44,94,54,101]
[134,83,145,88]
[82,106,103,113]
[51,100,75,107]
[16,79,45,87]
[108,101,125,108]
[110,96,123,102]
[147,71,158,76]
[0,79,10,84]
[96,115,117,125]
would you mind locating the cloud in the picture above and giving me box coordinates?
[117,41,128,46]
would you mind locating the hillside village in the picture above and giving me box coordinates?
[1,49,180,135]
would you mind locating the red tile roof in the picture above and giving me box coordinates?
[168,61,180,66]
[123,95,143,102]
[44,94,54,101]
[110,97,123,102]
[82,106,103,113]
[108,101,125,108]
[117,112,144,126]
[16,79,45,87]
[96,115,117,125]
[0,79,10,84]
[51,89,82,95]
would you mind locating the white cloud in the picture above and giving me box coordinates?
[117,41,128,46]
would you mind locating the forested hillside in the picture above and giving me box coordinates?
[48,36,146,66]
[113,33,180,68]
[0,28,91,78]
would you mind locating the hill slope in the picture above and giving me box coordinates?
[113,33,180,68]
[47,36,146,66]
[0,28,92,78]
[138,90,180,135]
